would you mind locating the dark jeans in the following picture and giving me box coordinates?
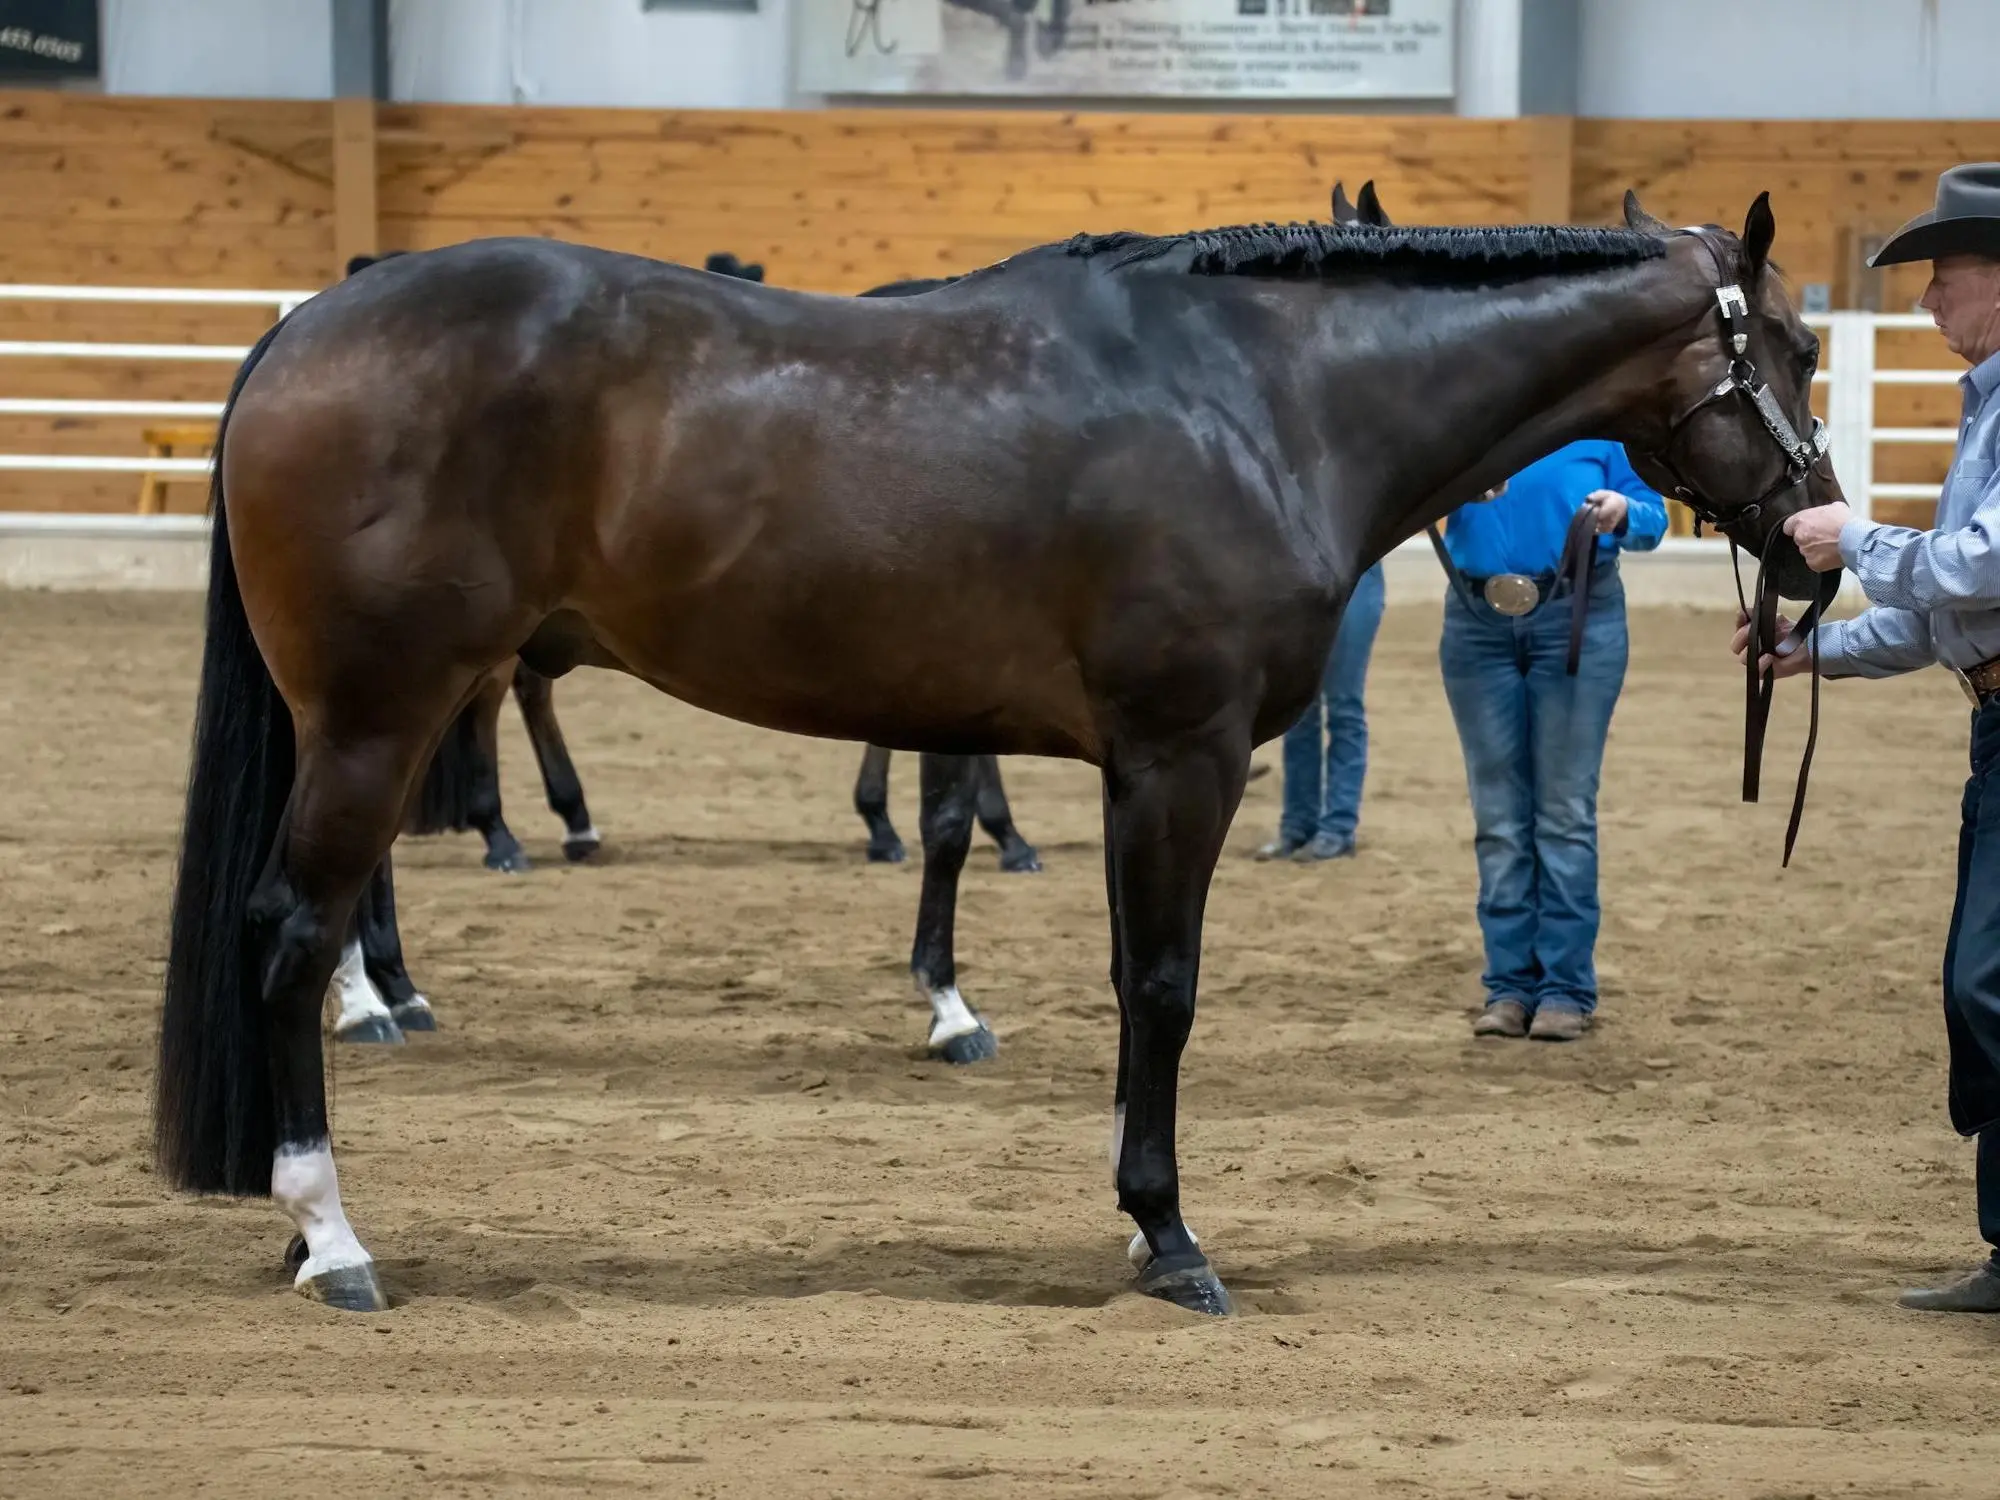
[1279,562,1386,845]
[1946,698,2000,1263]
[1439,563,1627,1016]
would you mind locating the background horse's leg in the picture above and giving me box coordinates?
[356,853,435,1033]
[911,752,998,1064]
[465,672,529,873]
[853,745,906,864]
[330,890,402,1046]
[973,755,1041,873]
[1103,731,1247,1316]
[512,664,601,862]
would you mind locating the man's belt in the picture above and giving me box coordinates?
[1955,657,2000,705]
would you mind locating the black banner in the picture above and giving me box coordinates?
[0,0,100,78]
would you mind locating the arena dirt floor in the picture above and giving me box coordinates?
[4,588,1999,1499]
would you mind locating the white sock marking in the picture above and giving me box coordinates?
[564,824,601,845]
[1127,1227,1199,1269]
[921,980,984,1048]
[328,938,393,1032]
[271,1143,373,1284]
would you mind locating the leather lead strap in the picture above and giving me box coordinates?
[1554,501,1602,677]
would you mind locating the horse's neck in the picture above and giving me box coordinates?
[1302,257,1702,561]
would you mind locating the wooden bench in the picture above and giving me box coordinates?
[136,422,219,514]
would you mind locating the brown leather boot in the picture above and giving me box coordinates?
[1472,999,1530,1038]
[1529,1006,1591,1042]
[1898,1262,2000,1312]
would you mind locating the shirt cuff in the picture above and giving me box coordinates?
[1808,619,1854,677]
[1837,515,1880,573]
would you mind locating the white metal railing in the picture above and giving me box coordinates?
[1808,311,1960,517]
[0,284,315,495]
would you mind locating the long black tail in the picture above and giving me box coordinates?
[405,702,482,835]
[155,320,293,1197]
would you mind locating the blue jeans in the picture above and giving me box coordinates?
[1440,564,1627,1016]
[1281,563,1386,845]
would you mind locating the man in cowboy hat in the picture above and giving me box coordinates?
[1741,162,2000,1312]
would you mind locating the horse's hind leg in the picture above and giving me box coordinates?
[1102,728,1248,1316]
[911,752,997,1064]
[513,664,600,862]
[854,745,906,864]
[259,732,437,1310]
[463,671,528,873]
[973,755,1041,873]
[356,853,435,1033]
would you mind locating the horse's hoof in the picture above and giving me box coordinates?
[284,1234,308,1272]
[562,828,601,862]
[299,1261,390,1313]
[999,843,1042,874]
[1138,1254,1233,1317]
[484,848,532,874]
[932,1024,998,1066]
[390,997,437,1033]
[334,1014,405,1046]
[867,841,907,865]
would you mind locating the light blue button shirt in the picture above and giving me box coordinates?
[1818,349,2000,676]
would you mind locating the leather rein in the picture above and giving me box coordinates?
[1640,231,1841,867]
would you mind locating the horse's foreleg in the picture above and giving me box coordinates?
[356,853,434,1033]
[853,745,905,863]
[1102,730,1247,1316]
[973,755,1041,873]
[911,752,996,1064]
[259,734,427,1311]
[465,671,528,873]
[513,664,600,862]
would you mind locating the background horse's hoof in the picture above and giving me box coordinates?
[562,827,601,862]
[1139,1255,1233,1317]
[391,997,437,1032]
[300,1262,390,1312]
[484,848,532,873]
[998,842,1042,874]
[284,1234,308,1271]
[866,839,907,864]
[932,1024,998,1065]
[335,1014,405,1046]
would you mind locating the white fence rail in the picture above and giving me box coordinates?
[0,284,314,499]
[0,285,1963,521]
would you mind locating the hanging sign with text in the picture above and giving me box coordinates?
[797,0,1454,100]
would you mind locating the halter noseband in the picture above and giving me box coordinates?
[1646,232,1832,536]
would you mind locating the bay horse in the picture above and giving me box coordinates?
[326,258,1040,1059]
[156,196,1837,1316]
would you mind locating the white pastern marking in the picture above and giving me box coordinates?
[564,825,601,846]
[919,979,984,1048]
[271,1142,373,1283]
[328,939,392,1030]
[398,992,434,1018]
[1127,1226,1199,1269]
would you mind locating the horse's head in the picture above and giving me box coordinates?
[1619,192,1842,599]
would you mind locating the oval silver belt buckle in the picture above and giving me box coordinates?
[1481,574,1540,617]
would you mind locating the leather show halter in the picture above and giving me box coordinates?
[1640,229,1842,868]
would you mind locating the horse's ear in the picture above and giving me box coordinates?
[1356,179,1388,227]
[1622,190,1671,234]
[1330,181,1355,224]
[1742,191,1776,275]
[745,263,766,282]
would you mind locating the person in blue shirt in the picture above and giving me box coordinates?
[1256,562,1386,862]
[1440,440,1668,1042]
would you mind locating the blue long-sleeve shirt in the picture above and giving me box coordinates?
[1441,440,1670,578]
[1815,350,2000,677]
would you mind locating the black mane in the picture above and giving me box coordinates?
[1064,221,1666,281]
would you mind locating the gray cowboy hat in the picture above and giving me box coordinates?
[1869,162,2000,266]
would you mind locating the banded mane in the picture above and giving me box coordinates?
[1064,220,1668,282]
